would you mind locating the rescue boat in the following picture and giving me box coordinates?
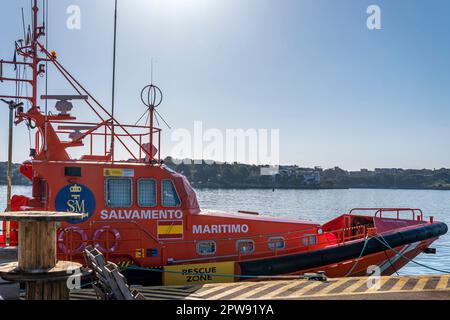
[0,1,447,286]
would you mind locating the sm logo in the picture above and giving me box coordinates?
[55,184,96,224]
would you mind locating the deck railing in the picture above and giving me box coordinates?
[348,208,424,221]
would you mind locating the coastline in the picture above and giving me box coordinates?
[4,160,450,190]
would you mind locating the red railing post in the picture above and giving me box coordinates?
[139,135,142,160]
[104,125,107,155]
[90,133,93,155]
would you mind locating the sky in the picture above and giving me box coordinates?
[1,0,450,170]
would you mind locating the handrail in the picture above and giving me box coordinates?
[52,119,161,132]
[53,118,157,161]
[349,207,423,221]
[57,130,151,138]
[238,210,259,215]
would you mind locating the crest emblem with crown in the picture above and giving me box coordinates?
[69,184,82,193]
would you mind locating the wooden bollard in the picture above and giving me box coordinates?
[0,211,83,300]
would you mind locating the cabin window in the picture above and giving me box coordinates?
[39,180,48,204]
[32,178,48,203]
[236,240,255,254]
[301,235,317,246]
[268,237,285,250]
[105,178,132,207]
[196,241,216,255]
[138,179,157,207]
[162,180,181,207]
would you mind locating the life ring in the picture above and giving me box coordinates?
[58,227,88,255]
[93,227,121,253]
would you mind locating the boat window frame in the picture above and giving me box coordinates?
[268,236,285,251]
[301,234,317,247]
[33,178,48,204]
[137,178,158,208]
[196,240,217,256]
[309,235,317,246]
[104,177,133,208]
[161,179,181,207]
[236,239,255,254]
[40,179,48,204]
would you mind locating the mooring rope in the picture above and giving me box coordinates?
[344,235,371,277]
[373,234,450,274]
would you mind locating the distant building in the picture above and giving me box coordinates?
[349,168,374,177]
[374,168,403,174]
[278,166,321,185]
[302,171,321,184]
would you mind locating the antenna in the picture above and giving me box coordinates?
[147,60,171,129]
[140,76,163,163]
[21,8,26,42]
[151,57,154,84]
[110,0,118,162]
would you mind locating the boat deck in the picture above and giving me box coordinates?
[70,274,450,300]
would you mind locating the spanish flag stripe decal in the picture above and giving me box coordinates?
[158,220,183,239]
[157,225,183,234]
[158,221,182,226]
[158,234,184,239]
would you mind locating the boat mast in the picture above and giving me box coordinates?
[31,0,39,112]
[110,0,118,163]
[1,0,40,243]
[0,0,157,165]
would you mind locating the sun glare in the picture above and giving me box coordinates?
[139,0,210,11]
